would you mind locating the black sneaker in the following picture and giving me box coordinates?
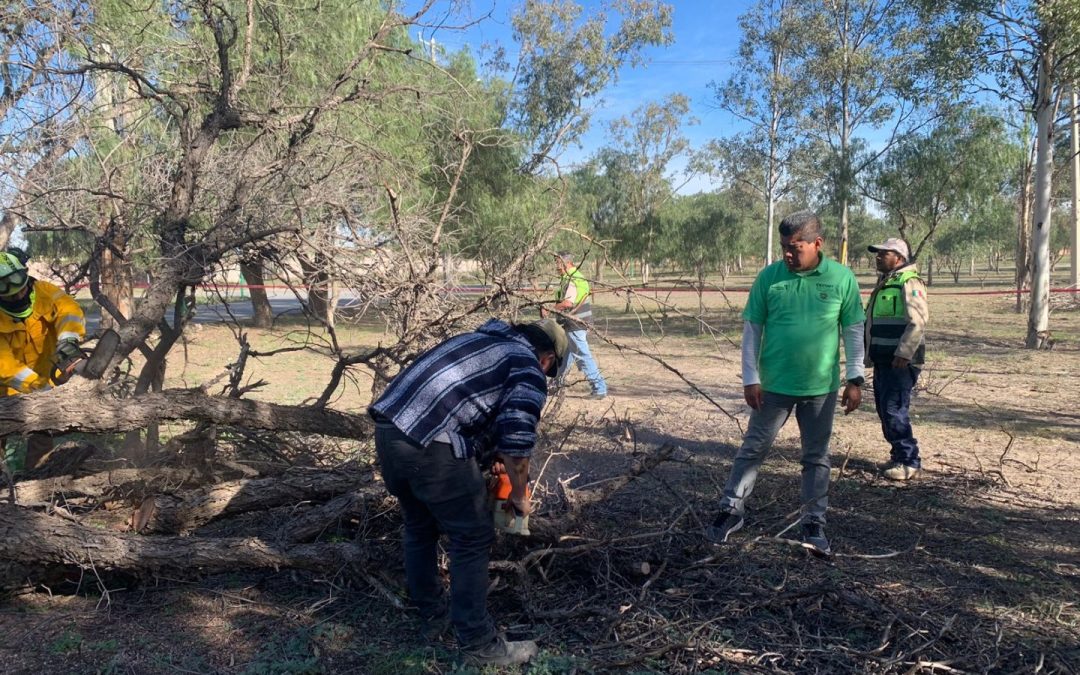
[800,522,832,557]
[705,511,744,543]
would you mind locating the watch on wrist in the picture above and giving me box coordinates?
[847,376,865,387]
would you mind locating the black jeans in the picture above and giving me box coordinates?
[375,422,496,650]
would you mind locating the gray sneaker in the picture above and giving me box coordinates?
[882,463,920,481]
[461,635,539,667]
[800,523,832,557]
[705,511,744,544]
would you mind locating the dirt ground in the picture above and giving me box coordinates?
[1,273,1079,674]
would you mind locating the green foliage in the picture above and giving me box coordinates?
[871,106,1019,260]
[586,94,694,266]
[657,191,749,277]
[48,630,83,654]
[240,633,320,675]
[503,0,674,173]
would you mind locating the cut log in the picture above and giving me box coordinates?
[0,379,373,440]
[132,467,379,535]
[0,504,370,587]
[275,489,387,545]
[15,468,199,505]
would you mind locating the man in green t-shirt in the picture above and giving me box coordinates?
[706,211,866,556]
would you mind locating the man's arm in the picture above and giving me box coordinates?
[501,455,531,515]
[894,277,928,365]
[491,377,547,515]
[553,281,577,312]
[741,321,764,409]
[839,273,867,413]
[840,322,865,414]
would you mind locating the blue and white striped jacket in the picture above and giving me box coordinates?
[368,319,548,460]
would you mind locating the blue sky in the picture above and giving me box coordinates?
[417,1,753,192]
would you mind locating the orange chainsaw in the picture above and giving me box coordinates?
[489,471,531,536]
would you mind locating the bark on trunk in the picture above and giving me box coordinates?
[15,468,199,505]
[132,467,379,535]
[1027,51,1055,349]
[0,379,373,440]
[100,235,134,332]
[240,258,273,328]
[0,505,369,586]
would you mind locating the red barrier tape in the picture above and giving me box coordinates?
[68,283,1080,297]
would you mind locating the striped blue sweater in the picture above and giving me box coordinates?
[369,319,548,460]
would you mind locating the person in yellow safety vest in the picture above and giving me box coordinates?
[864,237,928,481]
[0,250,86,470]
[541,252,607,399]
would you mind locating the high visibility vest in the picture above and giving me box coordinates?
[555,267,592,328]
[0,279,86,395]
[868,269,924,364]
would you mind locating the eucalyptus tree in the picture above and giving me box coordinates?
[975,0,1080,347]
[792,0,981,265]
[500,0,673,175]
[868,107,1019,265]
[591,93,694,284]
[708,0,804,265]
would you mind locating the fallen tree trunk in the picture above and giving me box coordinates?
[0,504,370,587]
[0,379,373,440]
[132,467,380,535]
[15,467,199,505]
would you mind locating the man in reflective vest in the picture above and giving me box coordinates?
[0,250,86,470]
[543,252,607,399]
[864,238,928,481]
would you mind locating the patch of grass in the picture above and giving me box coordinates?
[364,646,446,675]
[88,638,119,652]
[241,634,321,675]
[48,630,83,654]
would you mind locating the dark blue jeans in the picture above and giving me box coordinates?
[872,363,921,468]
[375,423,496,650]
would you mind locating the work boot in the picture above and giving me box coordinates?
[800,522,832,557]
[461,635,539,667]
[882,463,920,481]
[705,511,744,544]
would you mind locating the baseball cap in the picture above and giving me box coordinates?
[531,319,569,376]
[868,237,910,260]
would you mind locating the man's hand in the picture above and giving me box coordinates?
[891,356,910,369]
[539,307,548,319]
[841,382,862,414]
[52,339,85,385]
[743,384,764,410]
[505,490,532,517]
[501,455,531,517]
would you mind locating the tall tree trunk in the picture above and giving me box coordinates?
[697,263,705,334]
[1071,86,1080,289]
[300,255,335,328]
[240,257,272,328]
[100,230,133,332]
[1016,136,1035,313]
[1027,52,1054,349]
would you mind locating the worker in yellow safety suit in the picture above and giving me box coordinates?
[0,249,86,470]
